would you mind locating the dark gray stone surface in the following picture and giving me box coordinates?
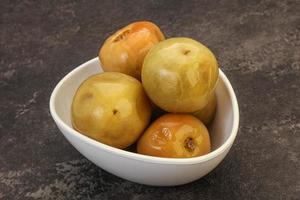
[0,0,299,199]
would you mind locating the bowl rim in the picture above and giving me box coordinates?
[50,57,239,165]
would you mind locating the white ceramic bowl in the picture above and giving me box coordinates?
[50,58,239,186]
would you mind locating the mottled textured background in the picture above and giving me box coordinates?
[0,0,299,199]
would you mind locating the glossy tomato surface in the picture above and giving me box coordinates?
[193,93,217,125]
[72,72,151,149]
[142,37,219,113]
[137,114,211,158]
[99,21,165,79]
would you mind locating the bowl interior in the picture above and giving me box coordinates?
[52,58,235,153]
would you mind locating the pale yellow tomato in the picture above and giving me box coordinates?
[72,72,151,149]
[142,37,219,113]
[193,94,217,125]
